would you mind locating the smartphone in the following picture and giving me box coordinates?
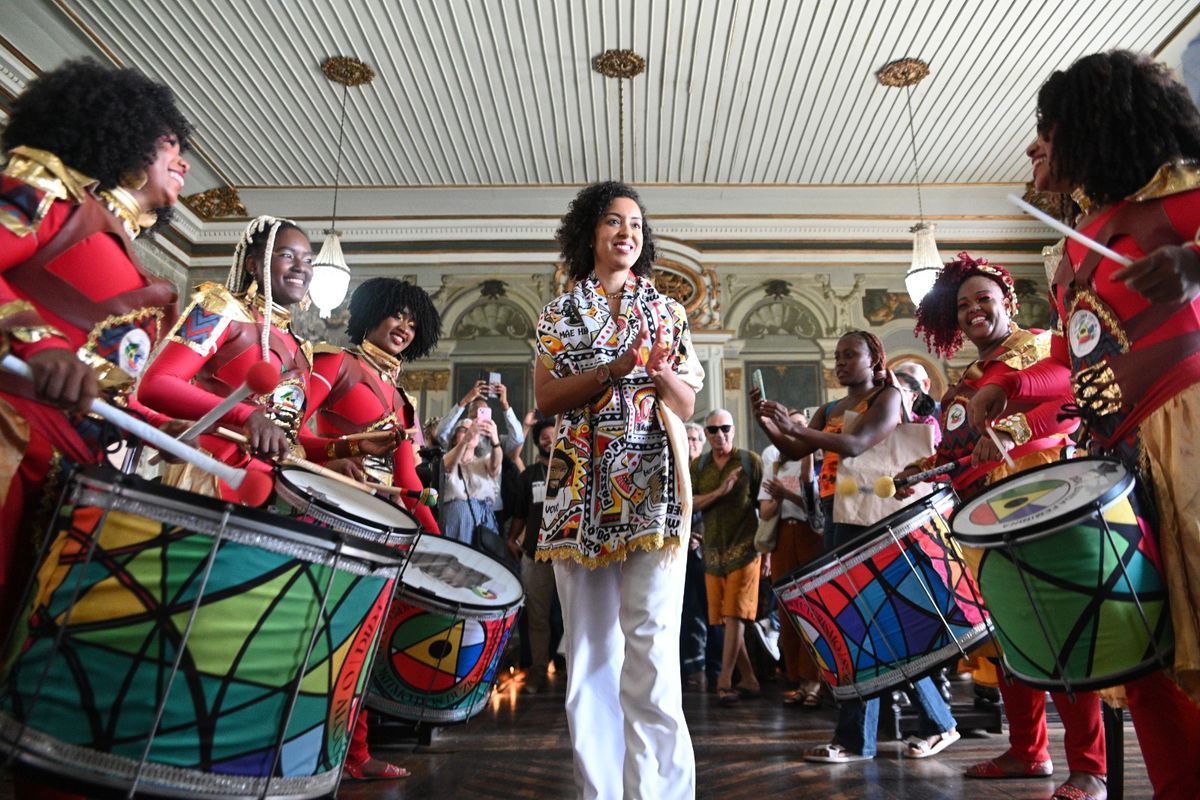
[475,406,492,423]
[488,371,501,388]
[751,369,766,399]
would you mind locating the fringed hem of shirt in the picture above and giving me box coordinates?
[535,534,682,569]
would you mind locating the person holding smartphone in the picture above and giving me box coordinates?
[434,375,525,456]
[439,414,502,544]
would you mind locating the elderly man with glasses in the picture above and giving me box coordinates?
[690,409,763,705]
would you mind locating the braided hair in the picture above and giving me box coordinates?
[842,329,890,387]
[1037,50,1200,205]
[225,215,305,361]
[914,252,1017,359]
[345,277,442,361]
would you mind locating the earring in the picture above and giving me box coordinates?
[298,292,311,312]
[245,279,259,301]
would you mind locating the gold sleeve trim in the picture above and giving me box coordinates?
[993,413,1033,446]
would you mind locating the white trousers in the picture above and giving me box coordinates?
[553,545,695,800]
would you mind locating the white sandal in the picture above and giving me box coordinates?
[804,742,874,763]
[903,728,961,759]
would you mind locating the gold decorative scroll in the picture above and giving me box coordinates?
[182,187,247,220]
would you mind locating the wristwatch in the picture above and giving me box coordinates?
[594,364,612,384]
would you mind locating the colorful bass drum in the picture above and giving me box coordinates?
[0,467,402,800]
[367,535,523,723]
[775,487,990,700]
[951,457,1172,691]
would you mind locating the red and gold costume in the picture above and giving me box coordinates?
[925,326,1105,778]
[305,342,438,533]
[0,147,178,624]
[992,166,1200,797]
[137,282,310,499]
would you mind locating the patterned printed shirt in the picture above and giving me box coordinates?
[534,274,704,567]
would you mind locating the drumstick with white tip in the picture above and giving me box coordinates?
[1006,194,1133,266]
[984,424,1017,469]
[176,361,280,442]
[215,427,437,506]
[0,355,274,506]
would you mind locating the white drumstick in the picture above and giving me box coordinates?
[1007,194,1133,267]
[1,354,272,504]
[984,424,1016,469]
[177,361,279,442]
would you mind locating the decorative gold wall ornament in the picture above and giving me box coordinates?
[320,56,375,87]
[724,368,742,391]
[401,369,450,392]
[592,49,646,79]
[182,187,247,220]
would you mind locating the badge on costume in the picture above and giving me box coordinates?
[118,327,152,376]
[945,402,967,432]
[1068,309,1101,357]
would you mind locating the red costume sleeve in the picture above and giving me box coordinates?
[0,202,75,359]
[987,333,1072,400]
[395,439,439,533]
[137,338,258,427]
[298,351,341,459]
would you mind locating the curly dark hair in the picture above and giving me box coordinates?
[531,417,557,444]
[556,181,658,281]
[3,59,192,192]
[346,277,442,361]
[914,252,1016,358]
[1037,50,1200,205]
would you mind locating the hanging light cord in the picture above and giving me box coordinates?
[903,84,925,224]
[328,83,350,232]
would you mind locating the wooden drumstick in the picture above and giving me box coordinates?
[177,361,280,442]
[0,355,272,505]
[215,427,436,506]
[338,428,417,442]
[984,424,1017,469]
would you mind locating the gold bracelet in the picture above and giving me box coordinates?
[993,413,1033,446]
[326,441,339,459]
[348,440,361,458]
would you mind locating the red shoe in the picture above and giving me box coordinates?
[964,756,1053,779]
[343,758,410,780]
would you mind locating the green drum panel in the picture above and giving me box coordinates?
[978,499,1171,690]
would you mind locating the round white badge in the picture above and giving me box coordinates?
[1068,309,1101,358]
[118,328,153,376]
[945,402,967,432]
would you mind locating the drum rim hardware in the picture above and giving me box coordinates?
[275,467,421,540]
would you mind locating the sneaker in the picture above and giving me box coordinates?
[749,618,781,662]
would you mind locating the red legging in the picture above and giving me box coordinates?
[1125,670,1200,799]
[996,668,1105,774]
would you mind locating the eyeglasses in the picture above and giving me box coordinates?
[705,424,732,434]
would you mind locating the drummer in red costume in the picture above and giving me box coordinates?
[0,59,191,632]
[902,252,1105,800]
[305,277,441,536]
[138,216,312,496]
[971,51,1200,800]
[304,277,442,783]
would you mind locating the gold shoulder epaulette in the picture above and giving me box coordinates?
[191,282,255,323]
[311,342,345,356]
[998,328,1052,371]
[1127,160,1200,202]
[1,147,95,236]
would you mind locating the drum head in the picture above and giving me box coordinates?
[403,536,523,610]
[280,468,419,531]
[952,457,1133,545]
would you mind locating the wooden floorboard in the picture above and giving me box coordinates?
[0,669,1151,798]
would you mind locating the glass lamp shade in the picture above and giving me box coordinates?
[309,232,351,318]
[905,221,943,305]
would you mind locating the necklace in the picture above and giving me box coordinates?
[248,292,292,329]
[98,186,157,238]
[358,340,403,383]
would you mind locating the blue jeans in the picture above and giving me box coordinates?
[440,498,496,544]
[821,500,956,756]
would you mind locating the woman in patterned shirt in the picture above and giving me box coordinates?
[534,181,704,799]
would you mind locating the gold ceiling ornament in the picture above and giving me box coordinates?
[320,56,375,87]
[592,49,646,181]
[878,56,941,305]
[182,187,246,220]
[876,57,930,88]
[592,49,646,79]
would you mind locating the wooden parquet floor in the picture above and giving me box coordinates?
[333,669,1151,800]
[0,669,1153,799]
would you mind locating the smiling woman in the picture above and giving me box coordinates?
[137,216,316,499]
